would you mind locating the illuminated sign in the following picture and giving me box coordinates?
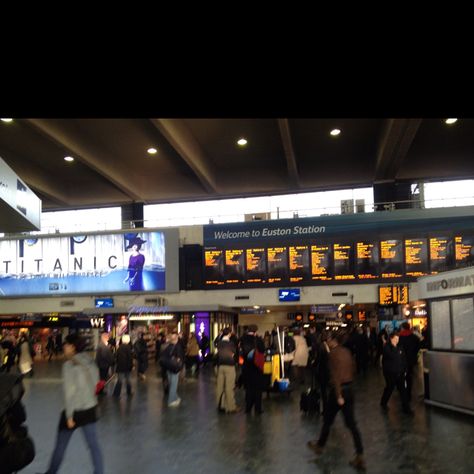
[0,231,167,296]
[90,317,105,328]
[405,238,428,277]
[225,249,245,284]
[311,244,333,281]
[289,245,310,283]
[204,248,225,286]
[333,242,355,280]
[246,248,266,284]
[379,284,409,305]
[95,298,114,308]
[267,247,288,284]
[380,240,403,278]
[279,288,300,302]
[356,241,379,279]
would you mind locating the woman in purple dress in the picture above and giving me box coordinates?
[123,237,146,291]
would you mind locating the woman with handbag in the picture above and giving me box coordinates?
[38,333,103,474]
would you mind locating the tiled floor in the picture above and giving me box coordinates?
[16,358,474,473]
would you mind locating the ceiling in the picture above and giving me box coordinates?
[1,118,473,212]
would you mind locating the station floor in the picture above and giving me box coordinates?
[17,358,474,474]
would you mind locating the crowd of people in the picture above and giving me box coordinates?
[0,320,426,472]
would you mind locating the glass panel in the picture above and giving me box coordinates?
[451,297,474,351]
[431,300,452,350]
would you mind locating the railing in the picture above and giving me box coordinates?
[2,195,474,238]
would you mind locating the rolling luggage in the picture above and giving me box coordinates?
[300,374,320,414]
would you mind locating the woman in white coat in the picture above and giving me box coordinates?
[17,332,34,377]
[292,329,309,385]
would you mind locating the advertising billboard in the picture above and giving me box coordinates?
[0,229,178,297]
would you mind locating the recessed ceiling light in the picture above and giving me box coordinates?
[147,147,158,155]
[64,156,74,162]
[237,138,248,146]
[253,305,260,309]
[330,128,341,136]
[445,118,458,125]
[1,118,13,123]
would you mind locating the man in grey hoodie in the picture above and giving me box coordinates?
[38,333,103,474]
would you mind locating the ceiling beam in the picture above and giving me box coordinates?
[150,119,218,193]
[278,119,300,187]
[375,119,423,181]
[24,119,142,201]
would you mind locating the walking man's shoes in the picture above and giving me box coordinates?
[307,440,324,454]
[349,454,366,470]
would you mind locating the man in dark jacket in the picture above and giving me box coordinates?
[133,333,149,381]
[307,331,365,470]
[380,332,412,414]
[95,332,114,395]
[240,325,266,415]
[216,328,238,413]
[398,322,421,402]
[113,335,133,398]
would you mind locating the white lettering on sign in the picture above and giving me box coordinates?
[90,318,105,328]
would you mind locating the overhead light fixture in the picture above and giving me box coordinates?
[445,118,458,125]
[64,156,74,162]
[147,147,158,155]
[237,138,248,146]
[1,118,13,123]
[330,129,341,136]
[253,305,260,309]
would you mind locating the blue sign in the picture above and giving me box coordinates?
[95,298,114,308]
[279,288,300,302]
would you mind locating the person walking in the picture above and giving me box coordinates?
[95,332,114,395]
[380,332,413,414]
[134,332,149,381]
[113,335,133,398]
[186,332,200,376]
[17,332,34,378]
[161,331,184,407]
[307,331,365,470]
[216,328,238,413]
[38,333,103,474]
[398,322,421,403]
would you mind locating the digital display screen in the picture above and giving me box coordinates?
[95,298,114,308]
[204,248,225,286]
[405,238,429,277]
[455,235,474,268]
[267,247,288,284]
[246,248,266,284]
[288,245,310,283]
[429,236,453,274]
[356,240,379,279]
[379,285,394,305]
[279,288,300,302]
[333,242,355,280]
[225,249,245,284]
[311,244,333,281]
[395,284,409,305]
[0,231,168,296]
[380,239,404,278]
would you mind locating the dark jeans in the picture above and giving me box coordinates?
[405,365,415,402]
[381,373,410,410]
[317,385,363,455]
[318,377,329,414]
[113,372,132,397]
[245,386,263,414]
[46,422,103,474]
[99,367,109,381]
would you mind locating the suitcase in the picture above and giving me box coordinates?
[300,373,320,414]
[300,388,320,414]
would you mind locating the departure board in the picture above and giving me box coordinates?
[380,239,404,278]
[395,284,409,304]
[379,285,394,305]
[225,249,245,284]
[429,236,453,274]
[333,242,355,280]
[289,245,310,283]
[356,240,379,279]
[405,238,429,277]
[246,248,267,284]
[204,248,225,286]
[378,284,409,305]
[267,247,288,283]
[311,244,333,281]
[455,235,474,268]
